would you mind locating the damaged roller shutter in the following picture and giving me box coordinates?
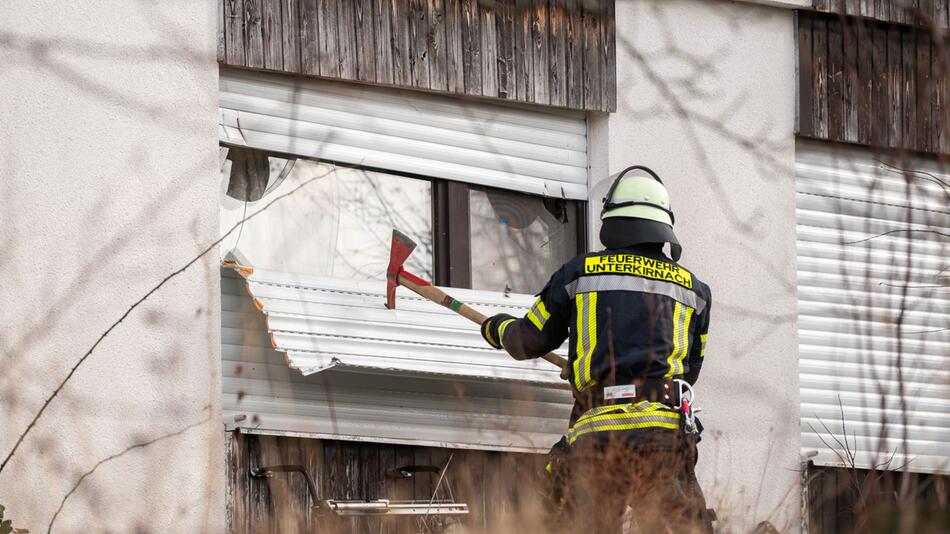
[221,266,571,452]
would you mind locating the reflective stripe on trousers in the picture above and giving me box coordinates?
[567,401,680,445]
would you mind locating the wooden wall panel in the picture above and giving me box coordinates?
[602,0,616,110]
[805,464,949,534]
[886,24,903,148]
[582,8,602,111]
[496,1,515,99]
[565,0,584,110]
[444,0,464,92]
[798,11,950,155]
[337,0,357,79]
[409,0,431,89]
[392,0,412,87]
[355,0,377,82]
[460,0,482,95]
[262,0,284,70]
[514,0,533,101]
[531,2,550,106]
[245,0,266,68]
[317,0,340,77]
[814,0,950,28]
[812,15,829,139]
[281,0,301,72]
[228,432,547,534]
[479,1,499,96]
[429,0,449,91]
[225,0,246,66]
[300,0,319,75]
[219,0,617,112]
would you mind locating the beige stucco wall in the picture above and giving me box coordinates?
[0,1,224,533]
[591,0,801,531]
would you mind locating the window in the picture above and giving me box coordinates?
[221,149,585,294]
[433,182,586,294]
[469,187,580,294]
[221,157,433,280]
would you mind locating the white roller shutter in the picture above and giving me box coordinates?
[219,68,589,200]
[221,267,573,452]
[796,141,950,474]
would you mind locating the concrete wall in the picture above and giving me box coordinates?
[590,0,801,530]
[0,1,223,533]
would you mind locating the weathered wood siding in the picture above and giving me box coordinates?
[219,0,616,111]
[812,0,950,28]
[806,464,949,533]
[798,11,950,154]
[228,432,547,534]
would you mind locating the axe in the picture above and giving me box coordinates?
[386,229,568,373]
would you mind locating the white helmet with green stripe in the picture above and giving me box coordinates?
[600,165,682,261]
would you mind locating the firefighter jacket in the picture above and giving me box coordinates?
[499,244,712,444]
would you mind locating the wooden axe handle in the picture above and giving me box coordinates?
[396,273,568,373]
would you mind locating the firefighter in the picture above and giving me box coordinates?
[480,166,714,534]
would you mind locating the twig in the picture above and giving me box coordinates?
[872,448,901,471]
[808,417,854,469]
[902,326,950,335]
[843,228,950,245]
[837,396,856,467]
[421,453,455,533]
[878,282,948,289]
[0,165,340,475]
[874,158,950,198]
[47,413,210,534]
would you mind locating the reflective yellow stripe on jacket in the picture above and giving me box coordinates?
[526,298,551,331]
[573,292,598,391]
[567,401,681,445]
[664,302,694,378]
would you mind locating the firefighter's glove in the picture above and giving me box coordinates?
[480,313,516,350]
[545,436,571,481]
[542,436,572,518]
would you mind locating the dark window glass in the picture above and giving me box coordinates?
[468,187,579,293]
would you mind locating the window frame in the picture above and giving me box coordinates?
[433,180,588,289]
[222,147,588,290]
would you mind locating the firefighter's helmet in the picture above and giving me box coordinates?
[599,165,682,261]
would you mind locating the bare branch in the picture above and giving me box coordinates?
[46,413,211,534]
[0,165,340,475]
[874,158,950,200]
[843,228,950,246]
[808,419,854,470]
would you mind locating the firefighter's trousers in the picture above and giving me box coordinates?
[560,431,713,534]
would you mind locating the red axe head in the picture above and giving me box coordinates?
[386,229,417,309]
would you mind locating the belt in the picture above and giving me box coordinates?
[598,378,681,407]
[570,378,687,425]
[568,379,699,442]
